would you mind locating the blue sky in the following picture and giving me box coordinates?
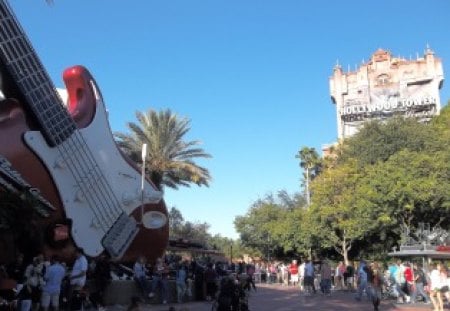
[9,0,450,238]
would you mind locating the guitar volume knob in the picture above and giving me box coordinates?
[121,192,134,206]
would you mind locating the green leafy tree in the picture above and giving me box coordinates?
[208,234,256,261]
[308,161,380,264]
[176,221,211,245]
[234,195,285,259]
[233,103,449,262]
[168,206,184,237]
[235,192,308,259]
[115,109,212,189]
[339,117,434,166]
[362,149,450,232]
[270,205,309,255]
[310,108,450,261]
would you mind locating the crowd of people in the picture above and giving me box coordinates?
[221,258,450,311]
[255,258,449,311]
[2,250,450,311]
[132,255,253,310]
[129,256,450,311]
[1,251,255,311]
[0,248,108,311]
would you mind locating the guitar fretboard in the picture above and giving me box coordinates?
[0,0,140,258]
[0,1,75,146]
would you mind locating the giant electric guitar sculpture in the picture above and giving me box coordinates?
[0,0,169,261]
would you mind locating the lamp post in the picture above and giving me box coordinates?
[140,143,147,223]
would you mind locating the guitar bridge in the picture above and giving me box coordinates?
[102,212,139,258]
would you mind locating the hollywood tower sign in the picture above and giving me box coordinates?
[329,48,444,139]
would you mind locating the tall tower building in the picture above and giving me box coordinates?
[329,47,444,139]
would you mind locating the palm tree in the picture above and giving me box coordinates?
[295,147,321,206]
[115,109,212,190]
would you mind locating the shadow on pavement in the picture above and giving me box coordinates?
[246,284,429,311]
[125,284,432,311]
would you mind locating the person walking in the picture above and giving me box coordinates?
[320,261,332,295]
[204,263,218,301]
[289,260,299,286]
[24,254,45,311]
[355,260,369,301]
[304,259,316,295]
[175,262,188,303]
[343,263,354,291]
[90,254,111,311]
[368,262,383,311]
[149,257,169,304]
[298,261,305,292]
[335,261,345,290]
[17,276,33,311]
[394,260,410,303]
[246,262,256,291]
[411,263,430,304]
[133,256,150,298]
[429,262,447,311]
[41,255,66,311]
[404,263,415,299]
[69,248,88,311]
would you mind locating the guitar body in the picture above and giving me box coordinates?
[0,66,169,263]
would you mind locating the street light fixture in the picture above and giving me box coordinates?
[140,143,147,223]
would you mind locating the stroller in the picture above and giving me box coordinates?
[381,279,398,300]
[213,276,249,311]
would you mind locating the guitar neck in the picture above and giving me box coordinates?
[0,0,75,146]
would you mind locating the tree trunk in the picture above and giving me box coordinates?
[342,238,350,266]
[306,168,310,206]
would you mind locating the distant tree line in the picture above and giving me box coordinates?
[235,103,450,264]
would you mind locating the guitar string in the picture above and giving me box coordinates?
[1,1,152,247]
[63,131,122,224]
[0,6,126,236]
[0,6,118,229]
[36,90,117,232]
[0,18,112,233]
[37,70,129,225]
[56,133,113,232]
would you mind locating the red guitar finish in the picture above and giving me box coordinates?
[0,65,169,263]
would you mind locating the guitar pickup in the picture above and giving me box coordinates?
[102,212,139,259]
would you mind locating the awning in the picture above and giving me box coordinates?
[388,250,450,259]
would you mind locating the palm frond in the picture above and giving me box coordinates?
[115,108,212,189]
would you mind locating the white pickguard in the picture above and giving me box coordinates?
[24,83,164,257]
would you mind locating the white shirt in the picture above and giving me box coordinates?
[70,255,88,287]
[299,263,305,277]
[429,269,445,290]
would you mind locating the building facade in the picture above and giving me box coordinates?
[329,48,444,139]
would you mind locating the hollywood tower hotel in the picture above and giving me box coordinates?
[329,47,444,139]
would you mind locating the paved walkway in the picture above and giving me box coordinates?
[112,284,436,311]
